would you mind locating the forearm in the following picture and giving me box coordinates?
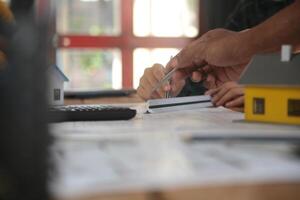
[239,0,300,56]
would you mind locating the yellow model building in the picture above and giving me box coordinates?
[240,46,300,125]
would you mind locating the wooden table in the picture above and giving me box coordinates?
[59,182,300,200]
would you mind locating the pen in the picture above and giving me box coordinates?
[151,62,177,95]
[165,56,173,98]
[151,59,207,96]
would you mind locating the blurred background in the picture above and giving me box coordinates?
[56,0,199,91]
[2,0,240,92]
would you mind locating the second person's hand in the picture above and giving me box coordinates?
[205,81,245,112]
[137,63,185,101]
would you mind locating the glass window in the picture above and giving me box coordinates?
[56,0,121,36]
[134,0,199,37]
[288,99,300,117]
[57,49,122,91]
[133,48,180,88]
[55,0,199,89]
[54,89,61,101]
[253,98,265,115]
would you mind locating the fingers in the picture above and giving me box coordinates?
[210,83,233,105]
[170,41,206,71]
[186,65,215,90]
[152,64,166,81]
[137,79,165,100]
[172,29,235,70]
[137,78,154,100]
[170,79,186,97]
[205,74,217,89]
[137,85,149,100]
[166,57,178,71]
[137,64,167,100]
[205,82,244,108]
[207,82,236,105]
[205,87,220,96]
[172,69,191,82]
[225,96,244,108]
[174,45,195,69]
[173,67,205,85]
[215,86,244,106]
[150,64,167,97]
[191,71,202,83]
[151,91,161,99]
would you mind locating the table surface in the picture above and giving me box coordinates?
[51,101,300,200]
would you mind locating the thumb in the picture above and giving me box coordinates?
[166,56,178,71]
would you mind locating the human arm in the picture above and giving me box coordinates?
[240,0,300,56]
[204,0,300,67]
[168,0,300,88]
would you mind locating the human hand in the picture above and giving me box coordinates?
[190,63,248,89]
[137,64,185,101]
[205,81,245,112]
[172,28,239,68]
[167,28,251,89]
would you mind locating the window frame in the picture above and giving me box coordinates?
[288,99,300,117]
[253,97,265,115]
[55,0,200,89]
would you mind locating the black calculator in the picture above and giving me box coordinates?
[48,105,136,122]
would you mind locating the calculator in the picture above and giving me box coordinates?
[48,105,137,122]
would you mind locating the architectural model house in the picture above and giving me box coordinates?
[48,65,69,106]
[239,45,300,125]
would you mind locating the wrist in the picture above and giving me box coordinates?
[237,29,258,59]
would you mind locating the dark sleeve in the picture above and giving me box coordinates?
[225,0,294,31]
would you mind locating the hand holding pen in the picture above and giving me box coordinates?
[151,56,207,97]
[137,62,185,101]
[137,55,207,101]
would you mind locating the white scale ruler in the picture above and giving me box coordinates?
[147,95,212,113]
